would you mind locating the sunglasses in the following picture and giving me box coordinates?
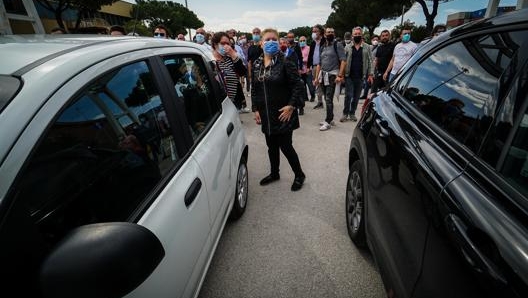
[264,38,277,41]
[154,32,166,37]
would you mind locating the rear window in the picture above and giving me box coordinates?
[0,76,21,112]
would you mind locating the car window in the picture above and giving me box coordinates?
[479,60,528,196]
[162,55,220,141]
[6,60,179,247]
[400,30,527,153]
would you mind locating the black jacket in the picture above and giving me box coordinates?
[307,37,326,68]
[251,52,303,135]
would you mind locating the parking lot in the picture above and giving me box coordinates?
[199,95,386,298]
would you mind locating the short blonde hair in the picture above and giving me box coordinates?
[261,28,279,39]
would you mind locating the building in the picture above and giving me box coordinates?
[1,0,133,34]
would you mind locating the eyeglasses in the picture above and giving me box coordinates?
[154,32,166,37]
[264,38,277,41]
[299,40,306,42]
[219,41,230,45]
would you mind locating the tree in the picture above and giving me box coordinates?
[327,0,414,38]
[71,0,117,32]
[415,0,454,34]
[290,26,312,41]
[35,0,70,30]
[35,0,116,31]
[133,0,204,37]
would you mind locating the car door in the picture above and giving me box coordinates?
[427,39,528,298]
[394,28,528,297]
[0,51,211,298]
[157,53,238,244]
[364,87,463,298]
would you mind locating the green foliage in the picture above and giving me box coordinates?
[327,0,414,38]
[391,21,429,43]
[133,0,204,37]
[124,20,151,36]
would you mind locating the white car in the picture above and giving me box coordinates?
[0,35,248,298]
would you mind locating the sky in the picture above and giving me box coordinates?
[125,0,520,34]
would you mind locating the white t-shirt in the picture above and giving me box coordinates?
[390,41,417,75]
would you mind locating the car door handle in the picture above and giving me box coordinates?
[184,178,202,208]
[445,214,507,285]
[226,122,234,136]
[375,118,390,138]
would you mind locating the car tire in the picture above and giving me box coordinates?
[229,157,248,220]
[346,160,366,248]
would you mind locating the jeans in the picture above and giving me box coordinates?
[303,71,315,98]
[344,77,362,115]
[264,131,304,178]
[321,74,337,123]
[312,67,323,103]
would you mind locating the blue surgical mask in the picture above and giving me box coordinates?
[299,41,306,47]
[195,33,205,44]
[217,45,226,56]
[263,40,280,55]
[253,34,261,42]
[402,33,411,43]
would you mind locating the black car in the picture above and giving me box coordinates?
[346,8,528,298]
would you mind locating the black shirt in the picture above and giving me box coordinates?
[349,46,363,79]
[375,42,395,74]
[247,45,263,65]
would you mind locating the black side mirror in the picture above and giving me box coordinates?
[40,222,164,298]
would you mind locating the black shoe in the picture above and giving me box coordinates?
[309,96,315,102]
[299,108,304,115]
[313,103,323,109]
[291,175,305,191]
[260,174,280,186]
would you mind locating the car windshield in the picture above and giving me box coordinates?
[0,76,21,113]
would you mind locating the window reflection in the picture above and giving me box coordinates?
[163,55,219,141]
[401,30,527,153]
[15,60,180,249]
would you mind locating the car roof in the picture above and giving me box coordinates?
[452,7,528,36]
[0,35,211,75]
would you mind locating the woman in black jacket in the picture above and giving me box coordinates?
[251,28,306,191]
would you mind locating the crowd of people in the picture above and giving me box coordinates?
[48,21,446,192]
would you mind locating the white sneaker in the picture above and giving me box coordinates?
[319,120,336,126]
[319,122,332,131]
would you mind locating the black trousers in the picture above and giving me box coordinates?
[265,131,304,178]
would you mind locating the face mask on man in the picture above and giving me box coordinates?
[402,33,411,43]
[311,32,317,40]
[264,40,280,55]
[195,34,205,44]
[345,39,351,44]
[326,34,335,42]
[372,40,379,46]
[353,36,362,44]
[253,34,261,42]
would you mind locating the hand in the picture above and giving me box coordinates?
[383,72,388,81]
[367,75,374,85]
[335,76,344,83]
[254,111,261,125]
[278,105,293,122]
[225,45,237,59]
[313,79,320,86]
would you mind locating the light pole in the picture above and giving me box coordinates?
[185,0,192,41]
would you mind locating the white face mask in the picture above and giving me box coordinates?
[372,40,378,46]
[311,32,317,40]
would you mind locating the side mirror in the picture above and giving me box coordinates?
[40,222,164,298]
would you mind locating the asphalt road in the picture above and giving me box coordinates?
[198,92,386,298]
